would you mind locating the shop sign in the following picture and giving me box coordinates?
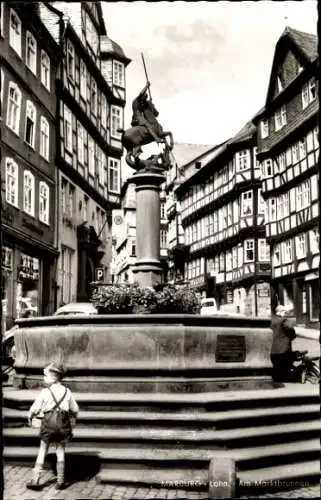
[95,266,104,282]
[2,247,13,270]
[18,255,39,281]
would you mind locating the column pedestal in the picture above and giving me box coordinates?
[130,171,165,288]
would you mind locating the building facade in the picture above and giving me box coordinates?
[1,3,61,331]
[255,27,319,327]
[165,143,215,283]
[37,1,130,303]
[175,123,272,317]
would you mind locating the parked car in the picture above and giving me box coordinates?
[200,298,218,316]
[2,325,18,363]
[54,302,98,316]
[216,304,246,317]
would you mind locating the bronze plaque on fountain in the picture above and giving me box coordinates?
[215,335,246,362]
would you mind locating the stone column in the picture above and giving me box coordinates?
[130,171,165,287]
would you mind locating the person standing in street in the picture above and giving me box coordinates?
[26,363,79,491]
[270,305,297,382]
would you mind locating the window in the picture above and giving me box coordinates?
[40,117,50,161]
[97,147,104,185]
[296,234,306,259]
[41,51,50,90]
[5,158,19,207]
[236,150,250,171]
[23,171,35,216]
[77,122,85,165]
[83,196,88,221]
[113,61,124,87]
[258,239,270,261]
[261,119,269,139]
[238,245,243,267]
[61,246,74,304]
[80,60,87,99]
[310,228,319,254]
[9,9,21,56]
[0,69,3,116]
[6,83,21,134]
[160,229,167,249]
[226,251,232,272]
[274,105,287,131]
[26,32,37,74]
[0,3,3,38]
[302,78,316,109]
[292,143,299,163]
[257,189,265,214]
[108,158,120,193]
[241,190,252,216]
[313,126,319,149]
[64,105,72,152]
[286,148,292,166]
[277,193,289,219]
[131,241,136,257]
[296,181,310,210]
[244,240,254,262]
[90,78,97,115]
[273,245,281,266]
[232,247,237,269]
[283,240,293,263]
[24,101,36,148]
[101,94,107,128]
[219,253,225,272]
[299,139,306,160]
[269,198,276,222]
[110,106,122,138]
[278,152,286,172]
[88,136,95,175]
[160,201,166,219]
[67,41,75,79]
[262,159,272,178]
[39,182,49,224]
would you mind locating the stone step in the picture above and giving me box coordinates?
[4,438,318,466]
[3,384,318,411]
[3,403,319,428]
[239,460,320,485]
[95,460,320,489]
[4,420,320,446]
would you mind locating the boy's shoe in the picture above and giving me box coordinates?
[26,480,43,491]
[55,482,67,490]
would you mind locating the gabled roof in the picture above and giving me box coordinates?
[265,26,318,105]
[226,119,256,146]
[286,27,318,62]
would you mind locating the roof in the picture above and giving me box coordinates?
[227,119,256,146]
[284,26,318,62]
[171,143,215,168]
[100,36,131,64]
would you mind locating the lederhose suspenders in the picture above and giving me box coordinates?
[48,387,67,411]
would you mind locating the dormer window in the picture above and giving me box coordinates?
[67,41,75,80]
[274,105,287,131]
[260,119,269,139]
[302,78,316,109]
[277,75,283,93]
[113,61,124,87]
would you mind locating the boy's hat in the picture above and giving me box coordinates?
[45,362,66,377]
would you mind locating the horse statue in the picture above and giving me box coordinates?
[120,81,174,168]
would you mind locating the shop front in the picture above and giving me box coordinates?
[1,243,57,333]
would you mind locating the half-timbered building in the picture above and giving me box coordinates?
[38,2,130,302]
[254,27,319,327]
[1,3,61,331]
[175,121,271,317]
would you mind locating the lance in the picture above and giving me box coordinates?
[141,52,152,100]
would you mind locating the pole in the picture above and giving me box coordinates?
[141,52,152,100]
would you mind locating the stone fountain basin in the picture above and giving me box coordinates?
[13,314,273,392]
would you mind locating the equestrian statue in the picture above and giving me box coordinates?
[119,54,174,172]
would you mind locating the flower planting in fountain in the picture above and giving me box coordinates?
[91,283,201,315]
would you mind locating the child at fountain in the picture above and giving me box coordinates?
[26,362,79,491]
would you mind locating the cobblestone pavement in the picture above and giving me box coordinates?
[3,465,320,499]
